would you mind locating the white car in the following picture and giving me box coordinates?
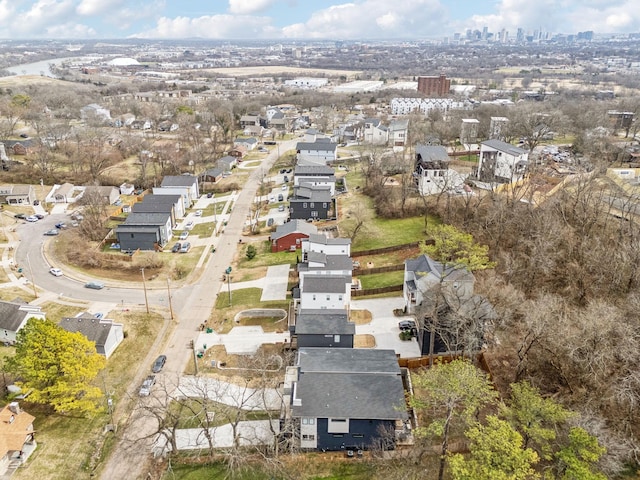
[25,215,39,222]
[195,210,202,217]
[179,231,189,240]
[49,268,63,277]
[185,221,194,230]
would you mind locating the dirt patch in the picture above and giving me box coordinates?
[350,309,372,325]
[354,334,376,348]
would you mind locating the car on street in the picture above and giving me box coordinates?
[152,355,167,373]
[55,222,67,229]
[267,218,274,227]
[185,221,194,230]
[180,242,191,253]
[139,375,156,396]
[25,215,38,222]
[195,210,202,217]
[171,242,182,253]
[85,281,105,290]
[206,192,213,198]
[278,205,285,212]
[35,214,45,219]
[179,231,189,240]
[49,268,63,277]
[94,312,104,319]
[44,229,59,236]
[283,175,289,183]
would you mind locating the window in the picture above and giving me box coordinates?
[312,295,316,301]
[310,202,315,208]
[334,335,341,343]
[311,211,318,217]
[323,202,327,208]
[326,295,331,301]
[353,434,364,438]
[303,202,308,208]
[338,295,343,301]
[302,434,316,440]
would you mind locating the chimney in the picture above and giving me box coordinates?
[8,402,20,415]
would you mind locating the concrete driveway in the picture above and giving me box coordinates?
[260,264,290,301]
[195,325,289,355]
[352,297,421,358]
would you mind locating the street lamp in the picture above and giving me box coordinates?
[226,266,232,306]
[166,278,174,320]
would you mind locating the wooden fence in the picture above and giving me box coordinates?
[352,284,403,297]
[398,352,492,378]
[354,263,404,275]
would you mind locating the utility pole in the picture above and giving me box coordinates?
[141,267,149,314]
[166,278,174,320]
[226,266,232,306]
[191,340,199,375]
[26,254,38,299]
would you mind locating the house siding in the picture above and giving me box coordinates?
[117,231,160,251]
[316,418,395,451]
[272,233,308,253]
[289,201,330,220]
[297,333,354,349]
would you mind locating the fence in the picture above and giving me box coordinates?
[398,352,490,375]
[352,284,403,297]
[352,241,427,258]
[354,263,404,275]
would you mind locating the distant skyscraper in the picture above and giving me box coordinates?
[482,26,488,40]
[516,28,524,43]
[417,74,451,97]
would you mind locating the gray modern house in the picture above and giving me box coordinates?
[289,185,332,220]
[115,211,173,251]
[283,348,408,451]
[292,309,355,348]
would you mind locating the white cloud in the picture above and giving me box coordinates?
[76,0,124,16]
[0,0,15,24]
[45,22,97,38]
[228,0,275,15]
[15,0,76,36]
[132,14,273,39]
[281,0,448,39]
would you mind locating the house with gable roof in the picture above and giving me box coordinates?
[0,402,36,475]
[270,220,318,253]
[0,302,45,345]
[292,309,355,348]
[414,144,465,195]
[283,348,408,451]
[363,118,388,145]
[477,139,529,183]
[289,185,333,220]
[296,139,338,166]
[59,313,124,358]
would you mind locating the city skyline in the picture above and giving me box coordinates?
[1,0,639,40]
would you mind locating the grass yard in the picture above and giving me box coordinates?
[358,271,405,290]
[168,399,273,429]
[236,241,298,269]
[40,302,86,323]
[350,215,434,251]
[209,288,289,333]
[189,222,216,238]
[0,286,36,302]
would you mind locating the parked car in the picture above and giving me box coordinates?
[185,221,194,230]
[94,312,104,319]
[139,375,156,397]
[278,194,284,202]
[49,268,63,277]
[171,242,182,253]
[35,214,45,219]
[85,281,105,290]
[14,213,26,220]
[33,200,39,206]
[152,355,167,373]
[55,222,67,229]
[206,192,213,198]
[399,320,417,331]
[267,218,274,227]
[44,229,59,236]
[278,205,285,212]
[195,209,202,217]
[113,199,122,207]
[179,231,189,240]
[283,175,289,183]
[25,215,38,222]
[281,184,288,190]
[180,242,191,253]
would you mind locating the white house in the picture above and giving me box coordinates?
[296,139,338,166]
[155,175,200,208]
[414,144,465,195]
[389,119,409,152]
[299,276,351,310]
[293,165,336,196]
[60,314,124,359]
[478,139,529,184]
[363,118,388,145]
[233,137,258,151]
[298,253,353,291]
[0,302,45,345]
[302,233,351,257]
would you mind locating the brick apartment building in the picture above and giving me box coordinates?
[417,74,451,97]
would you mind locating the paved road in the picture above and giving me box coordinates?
[98,139,297,480]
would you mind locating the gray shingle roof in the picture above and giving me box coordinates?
[294,165,335,176]
[293,348,406,420]
[405,254,473,283]
[306,233,351,246]
[141,194,181,204]
[124,212,171,225]
[0,302,30,332]
[271,220,318,241]
[296,140,338,152]
[295,309,354,335]
[481,139,527,156]
[302,276,350,293]
[132,202,173,214]
[299,253,353,271]
[160,175,197,187]
[60,314,119,347]
[292,185,332,202]
[415,145,450,163]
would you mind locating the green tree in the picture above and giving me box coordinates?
[449,415,539,480]
[501,382,574,460]
[422,224,495,271]
[410,359,498,480]
[555,427,606,480]
[7,318,106,415]
[246,244,257,260]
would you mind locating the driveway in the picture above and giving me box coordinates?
[351,297,421,358]
[260,264,289,301]
[195,325,289,355]
[176,376,282,410]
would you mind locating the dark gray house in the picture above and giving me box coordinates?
[132,198,177,227]
[138,193,184,219]
[292,309,355,348]
[115,211,173,251]
[284,348,408,451]
[289,185,332,220]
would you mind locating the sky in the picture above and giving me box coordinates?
[1,0,639,40]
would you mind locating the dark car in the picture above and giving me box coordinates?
[85,281,105,290]
[152,355,167,373]
[267,218,274,227]
[171,242,182,253]
[278,193,284,202]
[399,320,417,331]
[206,192,213,198]
[35,214,45,220]
[14,213,26,220]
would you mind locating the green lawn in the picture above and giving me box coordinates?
[40,302,85,323]
[189,222,216,237]
[358,271,405,289]
[237,241,298,269]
